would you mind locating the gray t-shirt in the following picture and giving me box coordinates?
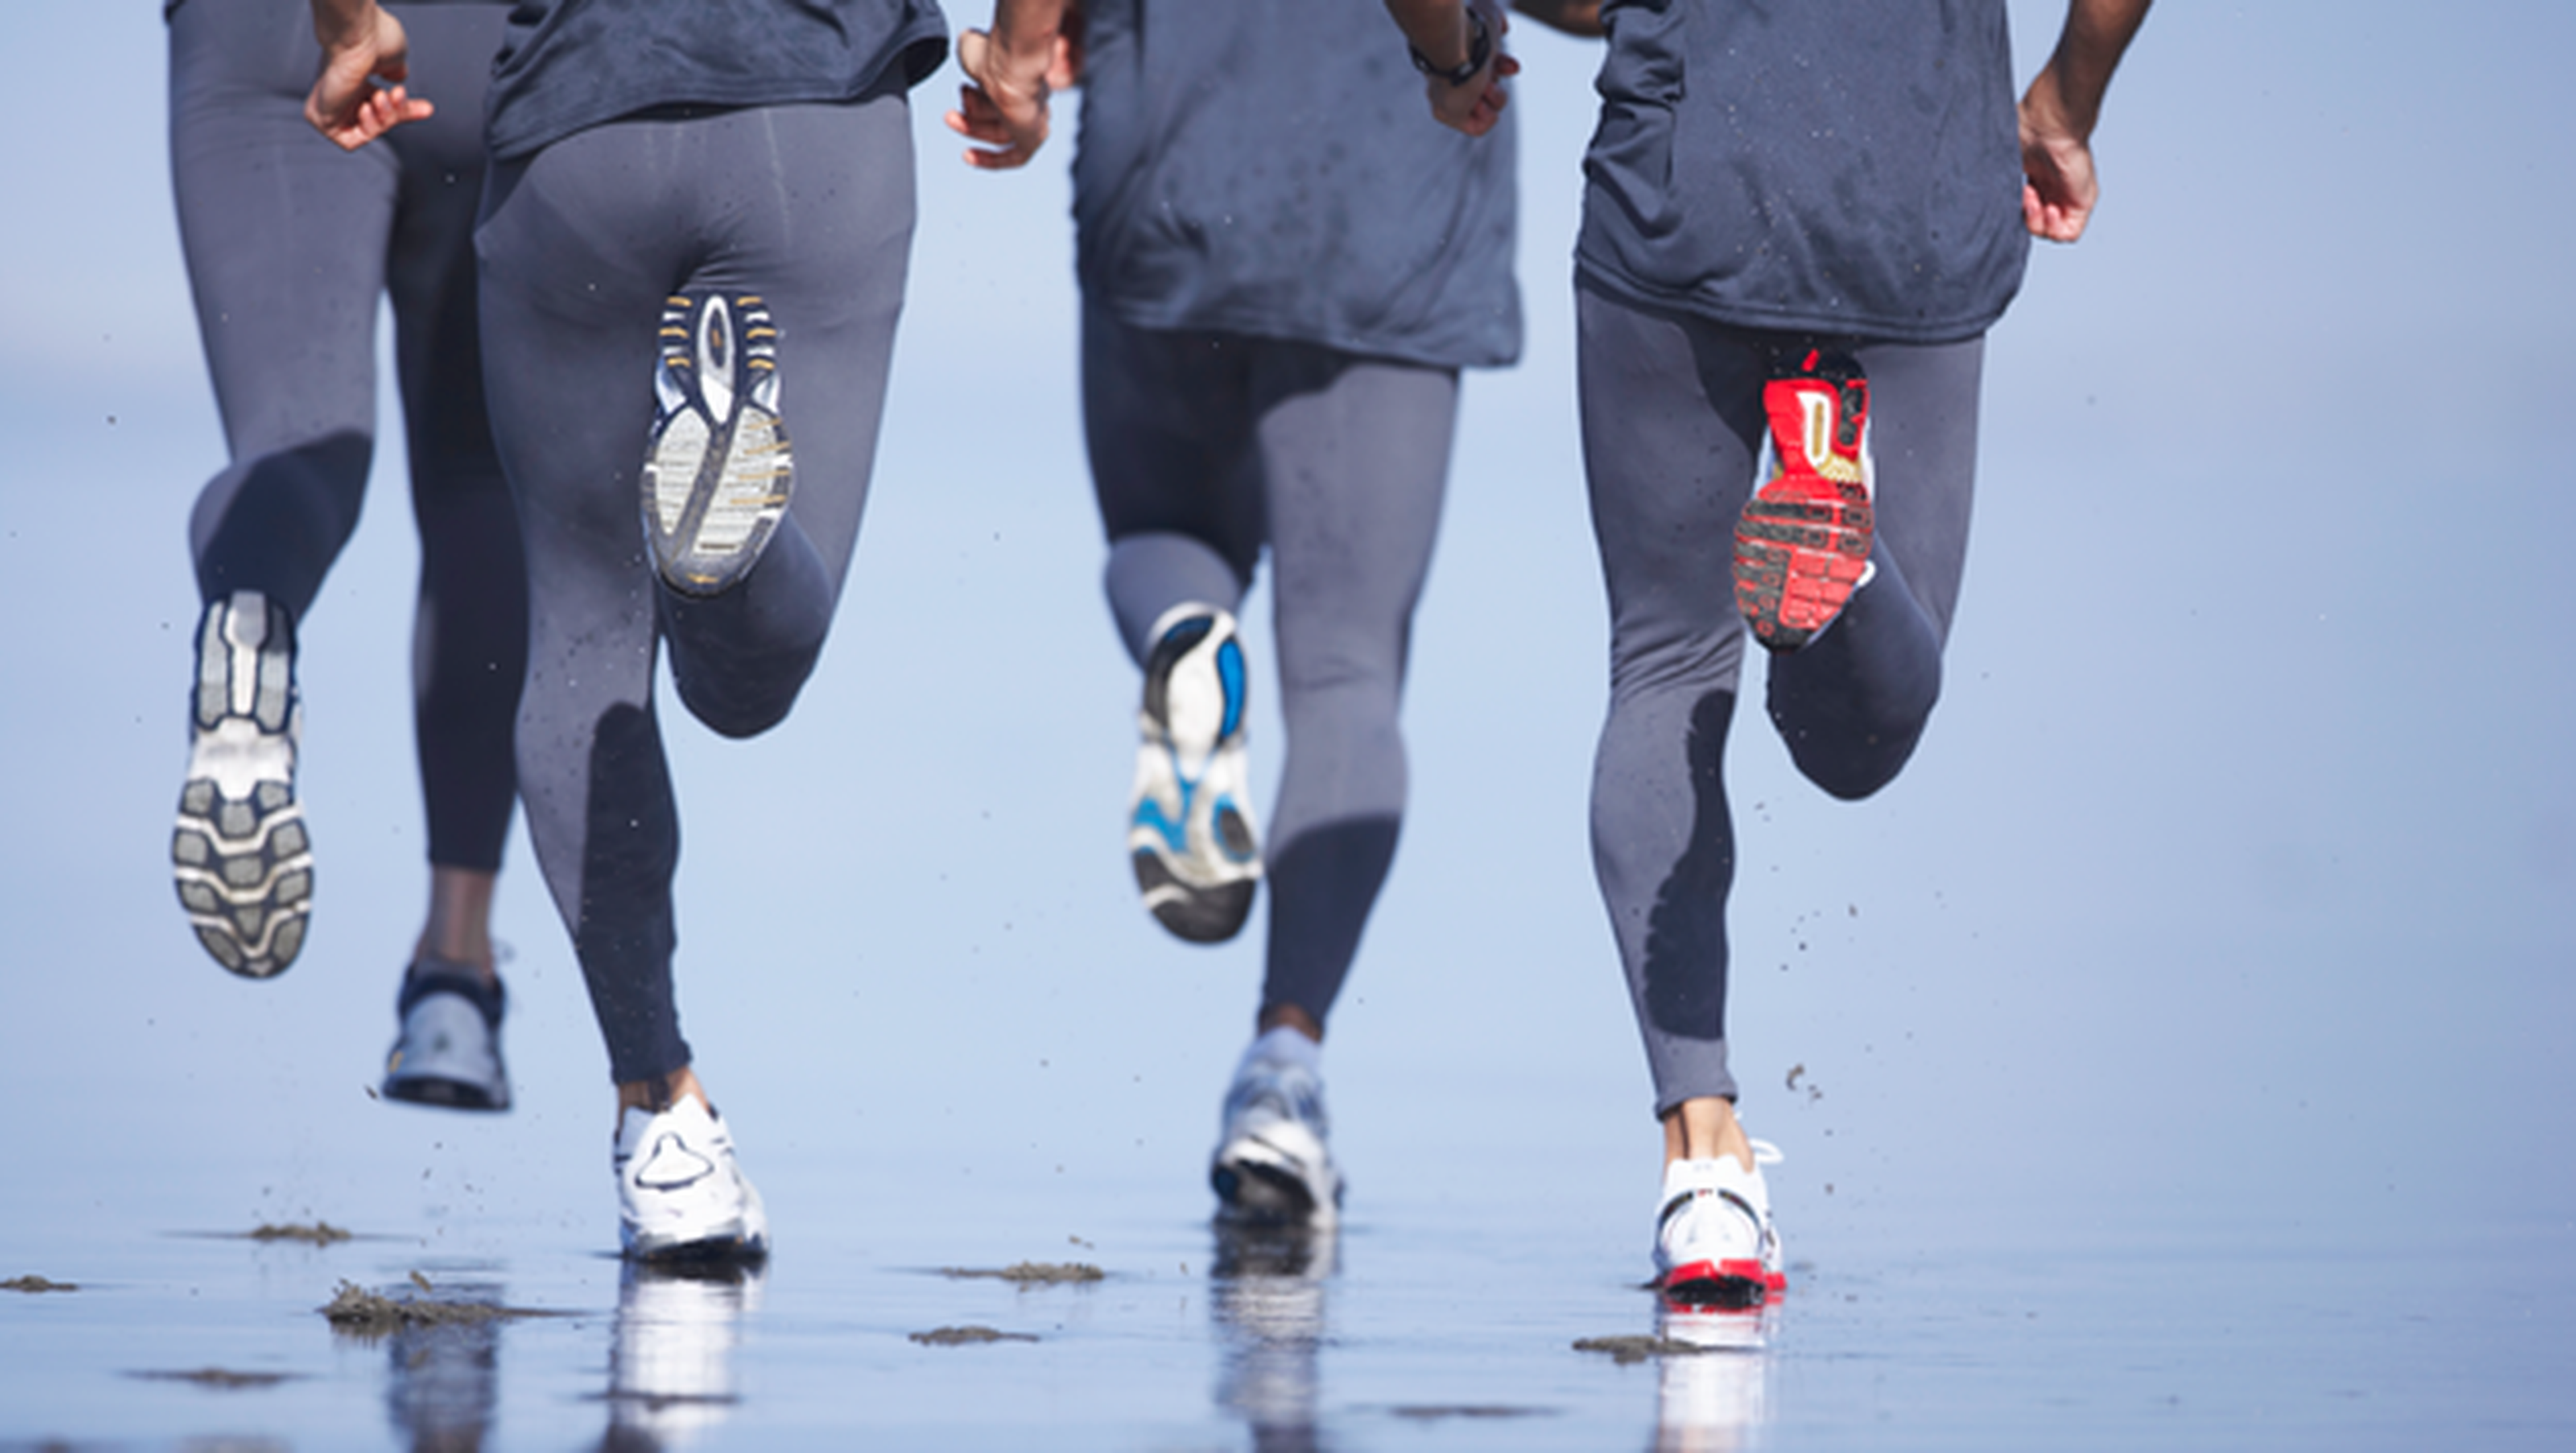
[1072,0,1521,370]
[484,0,948,162]
[1577,0,2028,343]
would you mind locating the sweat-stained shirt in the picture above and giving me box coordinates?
[1073,0,1522,370]
[1578,0,2029,343]
[484,0,949,162]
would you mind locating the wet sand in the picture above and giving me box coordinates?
[5,1142,2570,1449]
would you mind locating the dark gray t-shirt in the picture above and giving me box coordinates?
[1578,0,2028,343]
[484,0,948,162]
[1072,0,1521,370]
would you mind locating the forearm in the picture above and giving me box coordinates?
[987,0,1069,61]
[2027,0,2151,142]
[1510,0,1603,39]
[309,0,378,51]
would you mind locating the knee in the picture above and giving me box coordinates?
[1781,706,1932,801]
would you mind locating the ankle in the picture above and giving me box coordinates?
[616,1066,709,1122]
[1661,1096,1754,1173]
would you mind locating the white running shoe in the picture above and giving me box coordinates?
[1652,1143,1786,1307]
[643,292,793,598]
[1129,604,1261,944]
[380,961,511,1112]
[171,590,312,978]
[1210,1049,1340,1226]
[614,1096,769,1262]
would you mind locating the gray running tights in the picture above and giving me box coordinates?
[170,0,524,873]
[1578,282,1982,1114]
[1084,305,1457,1032]
[476,96,913,1085]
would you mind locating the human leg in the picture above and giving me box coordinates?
[1085,308,1268,943]
[479,97,912,1255]
[1249,348,1456,1035]
[374,5,524,1108]
[1578,285,1786,1301]
[1763,337,1982,798]
[1199,347,1457,1225]
[167,0,398,976]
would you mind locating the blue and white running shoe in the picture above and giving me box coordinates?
[1211,1046,1341,1226]
[643,292,793,598]
[1129,604,1260,944]
[172,590,311,978]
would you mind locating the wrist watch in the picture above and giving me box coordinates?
[1409,7,1492,89]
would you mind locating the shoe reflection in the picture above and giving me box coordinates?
[379,1284,503,1452]
[1210,1221,1336,1452]
[1651,1301,1774,1453]
[598,1258,765,1450]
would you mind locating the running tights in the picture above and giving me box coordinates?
[1578,282,1982,1114]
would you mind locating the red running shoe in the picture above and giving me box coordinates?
[1733,348,1873,652]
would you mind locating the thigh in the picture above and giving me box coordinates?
[476,96,916,600]
[383,4,508,490]
[170,0,395,458]
[1854,334,1984,642]
[1082,303,1266,582]
[1576,286,1763,692]
[1252,345,1458,666]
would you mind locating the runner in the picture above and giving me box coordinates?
[951,1,1595,1223]
[1386,0,2152,1301]
[168,0,524,1111]
[305,0,947,1258]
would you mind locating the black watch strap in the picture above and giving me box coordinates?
[1409,9,1492,89]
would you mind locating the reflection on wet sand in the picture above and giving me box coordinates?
[1210,1222,1335,1452]
[372,1281,503,1452]
[1650,1303,1773,1453]
[597,1259,765,1452]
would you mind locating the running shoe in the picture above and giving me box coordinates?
[1734,347,1874,653]
[1210,1049,1341,1226]
[615,1095,769,1262]
[171,590,312,978]
[1652,1142,1786,1308]
[381,957,511,1112]
[1129,605,1261,943]
[643,292,794,598]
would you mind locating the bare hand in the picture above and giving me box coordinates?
[1427,1,1519,138]
[2019,95,2098,241]
[946,25,1059,170]
[304,5,431,150]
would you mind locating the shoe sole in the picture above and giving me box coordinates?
[1131,614,1260,943]
[1133,847,1258,944]
[625,1230,769,1266]
[1657,1258,1782,1309]
[1733,478,1872,653]
[172,596,310,979]
[644,293,792,598]
[172,782,311,978]
[1211,1156,1320,1224]
[381,1073,508,1113]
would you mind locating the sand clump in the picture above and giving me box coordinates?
[319,1279,547,1335]
[3,1275,78,1293]
[248,1222,354,1245]
[908,1326,1039,1346]
[129,1367,299,1390]
[940,1261,1104,1285]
